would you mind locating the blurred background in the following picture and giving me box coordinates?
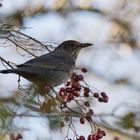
[0,0,140,140]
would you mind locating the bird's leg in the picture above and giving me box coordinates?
[17,76,25,91]
[17,76,31,96]
[17,76,22,90]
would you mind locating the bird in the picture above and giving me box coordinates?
[0,40,92,91]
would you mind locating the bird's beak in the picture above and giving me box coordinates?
[81,43,93,48]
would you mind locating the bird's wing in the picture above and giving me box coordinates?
[17,50,75,72]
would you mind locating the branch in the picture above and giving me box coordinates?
[0,56,14,69]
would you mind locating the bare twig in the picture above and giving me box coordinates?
[0,56,14,69]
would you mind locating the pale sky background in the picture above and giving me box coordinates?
[0,0,140,140]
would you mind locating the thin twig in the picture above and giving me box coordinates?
[0,56,14,69]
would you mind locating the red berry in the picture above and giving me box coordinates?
[66,81,70,86]
[60,87,65,92]
[88,109,94,115]
[101,130,106,136]
[103,96,108,103]
[74,75,80,82]
[79,135,85,140]
[66,87,73,93]
[93,93,99,98]
[87,134,96,140]
[101,92,107,97]
[71,73,79,82]
[70,93,74,98]
[65,93,74,102]
[78,74,84,81]
[98,97,104,102]
[96,132,103,139]
[59,91,63,97]
[84,101,90,107]
[84,87,90,93]
[65,94,73,102]
[74,84,81,91]
[74,91,80,97]
[81,68,87,73]
[84,92,89,97]
[80,117,85,124]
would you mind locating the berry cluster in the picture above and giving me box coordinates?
[58,72,84,102]
[87,128,106,140]
[58,69,108,104]
[43,68,109,140]
[93,92,108,103]
[76,128,106,140]
[57,68,109,140]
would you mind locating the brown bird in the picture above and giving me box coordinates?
[0,40,92,90]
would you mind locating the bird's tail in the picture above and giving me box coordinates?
[0,69,15,74]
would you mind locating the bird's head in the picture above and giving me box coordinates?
[55,40,92,59]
